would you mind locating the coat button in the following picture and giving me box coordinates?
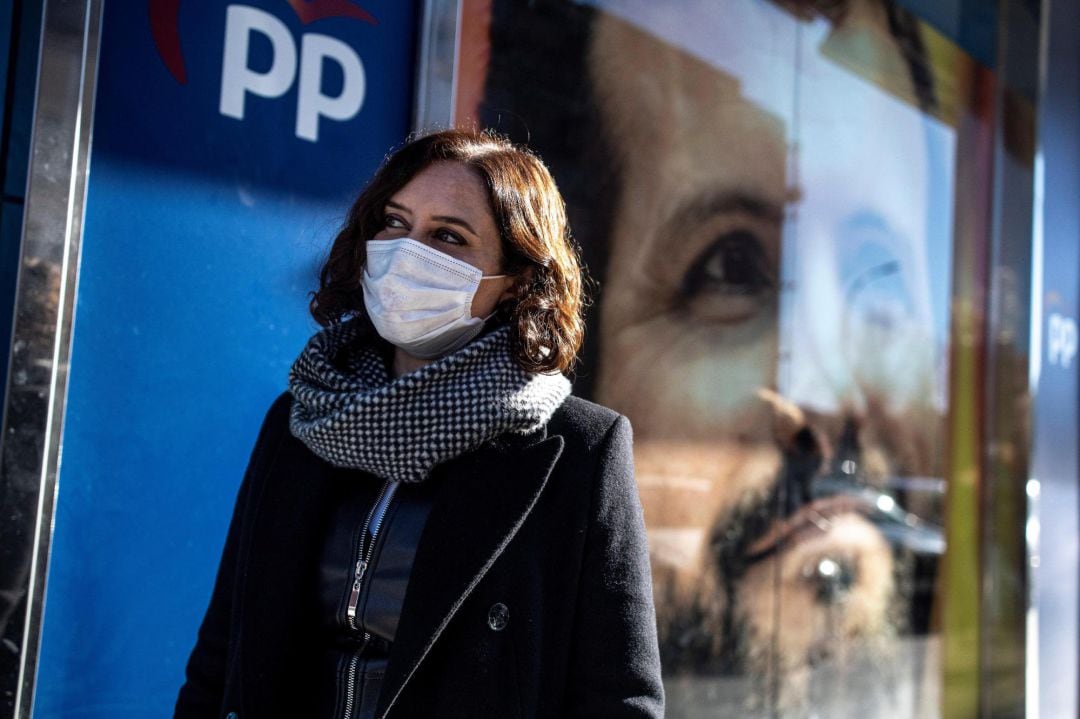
[487,602,509,631]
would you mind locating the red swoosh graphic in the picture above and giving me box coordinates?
[148,0,186,84]
[286,0,378,25]
[148,1,378,86]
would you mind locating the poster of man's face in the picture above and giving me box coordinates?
[458,0,986,715]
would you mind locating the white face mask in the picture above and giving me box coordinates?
[361,238,508,359]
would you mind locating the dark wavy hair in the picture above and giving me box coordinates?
[310,128,587,375]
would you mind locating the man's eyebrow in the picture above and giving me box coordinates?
[384,200,479,237]
[666,190,786,229]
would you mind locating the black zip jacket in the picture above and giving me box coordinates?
[174,391,664,718]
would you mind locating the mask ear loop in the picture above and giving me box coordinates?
[477,272,516,322]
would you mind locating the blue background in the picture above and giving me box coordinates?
[34,1,417,716]
[1032,0,1080,713]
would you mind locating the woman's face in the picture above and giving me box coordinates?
[372,161,514,318]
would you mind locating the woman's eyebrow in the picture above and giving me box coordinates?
[431,214,479,237]
[385,200,479,237]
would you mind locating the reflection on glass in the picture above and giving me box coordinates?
[467,0,993,715]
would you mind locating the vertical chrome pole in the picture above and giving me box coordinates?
[412,0,461,133]
[0,0,102,716]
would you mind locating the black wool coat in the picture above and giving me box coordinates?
[174,391,664,718]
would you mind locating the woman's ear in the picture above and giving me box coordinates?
[500,266,535,304]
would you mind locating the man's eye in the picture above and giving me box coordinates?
[681,230,775,298]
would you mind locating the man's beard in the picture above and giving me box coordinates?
[653,407,936,718]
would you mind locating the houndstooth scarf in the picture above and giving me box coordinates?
[287,318,571,482]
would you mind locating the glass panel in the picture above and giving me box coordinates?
[979,0,1041,713]
[459,0,1013,715]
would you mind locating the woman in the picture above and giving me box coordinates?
[174,129,664,718]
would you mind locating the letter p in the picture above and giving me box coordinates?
[219,5,297,121]
[296,34,367,143]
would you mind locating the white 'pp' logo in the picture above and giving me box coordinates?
[1048,312,1078,369]
[219,5,366,143]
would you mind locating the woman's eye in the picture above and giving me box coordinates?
[383,214,406,229]
[681,230,775,299]
[434,228,466,246]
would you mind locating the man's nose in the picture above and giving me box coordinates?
[779,424,822,517]
[778,415,871,516]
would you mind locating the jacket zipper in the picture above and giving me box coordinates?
[341,478,397,719]
[347,478,398,629]
[342,652,360,719]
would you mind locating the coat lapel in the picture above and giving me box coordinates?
[240,434,337,715]
[377,432,565,717]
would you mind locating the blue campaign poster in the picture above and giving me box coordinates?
[34,1,417,716]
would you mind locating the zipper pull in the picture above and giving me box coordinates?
[346,560,369,624]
